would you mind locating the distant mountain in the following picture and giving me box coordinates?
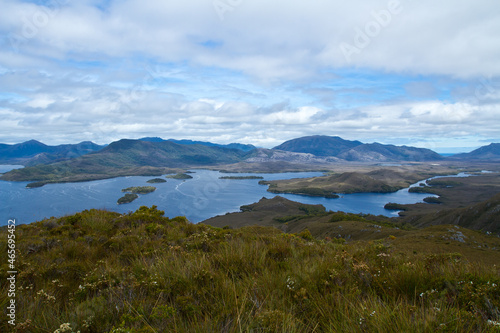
[0,139,49,158]
[451,143,500,160]
[0,140,105,166]
[139,137,256,152]
[274,135,442,162]
[337,143,443,162]
[245,148,341,164]
[95,139,250,167]
[1,139,250,184]
[274,135,362,156]
[139,137,165,143]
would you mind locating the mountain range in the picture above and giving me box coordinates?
[450,143,500,161]
[273,135,363,157]
[1,136,499,185]
[273,136,444,162]
[140,137,256,152]
[0,139,249,184]
[0,140,105,166]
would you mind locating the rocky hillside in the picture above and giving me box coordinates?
[274,136,443,162]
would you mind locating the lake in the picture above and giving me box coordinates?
[0,169,438,225]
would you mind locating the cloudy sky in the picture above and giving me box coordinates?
[0,0,499,152]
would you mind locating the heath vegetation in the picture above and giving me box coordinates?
[1,206,499,332]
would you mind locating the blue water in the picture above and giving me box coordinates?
[0,169,438,225]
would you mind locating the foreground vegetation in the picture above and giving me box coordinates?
[1,206,499,332]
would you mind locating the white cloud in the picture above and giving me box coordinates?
[25,94,55,108]
[262,106,324,125]
[0,0,499,150]
[2,0,498,78]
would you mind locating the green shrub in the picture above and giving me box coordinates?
[1,206,499,332]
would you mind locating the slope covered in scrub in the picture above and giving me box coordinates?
[1,206,499,332]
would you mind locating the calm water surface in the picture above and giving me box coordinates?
[1,169,441,225]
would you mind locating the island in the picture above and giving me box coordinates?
[147,178,167,183]
[258,169,435,198]
[26,181,46,188]
[219,176,264,180]
[423,196,443,204]
[117,193,139,204]
[166,173,193,180]
[384,202,408,211]
[122,186,157,194]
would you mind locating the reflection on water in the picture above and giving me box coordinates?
[1,169,441,225]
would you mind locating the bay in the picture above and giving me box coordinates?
[1,169,437,225]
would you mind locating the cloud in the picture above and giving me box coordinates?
[0,0,499,151]
[2,0,498,78]
[261,106,325,125]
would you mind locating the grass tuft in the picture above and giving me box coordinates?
[1,206,499,332]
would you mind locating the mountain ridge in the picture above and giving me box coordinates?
[0,139,250,185]
[0,140,105,166]
[451,143,500,160]
[275,136,443,162]
[2,136,499,185]
[273,135,363,157]
[139,137,257,152]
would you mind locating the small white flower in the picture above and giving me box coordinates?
[487,320,500,326]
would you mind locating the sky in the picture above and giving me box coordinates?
[0,0,499,153]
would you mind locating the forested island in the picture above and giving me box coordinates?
[219,175,264,180]
[122,186,157,194]
[147,178,167,183]
[117,193,139,204]
[117,186,156,204]
[166,173,193,179]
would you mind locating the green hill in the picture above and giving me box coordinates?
[260,169,434,197]
[1,205,499,332]
[337,142,443,162]
[402,192,500,233]
[274,135,363,156]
